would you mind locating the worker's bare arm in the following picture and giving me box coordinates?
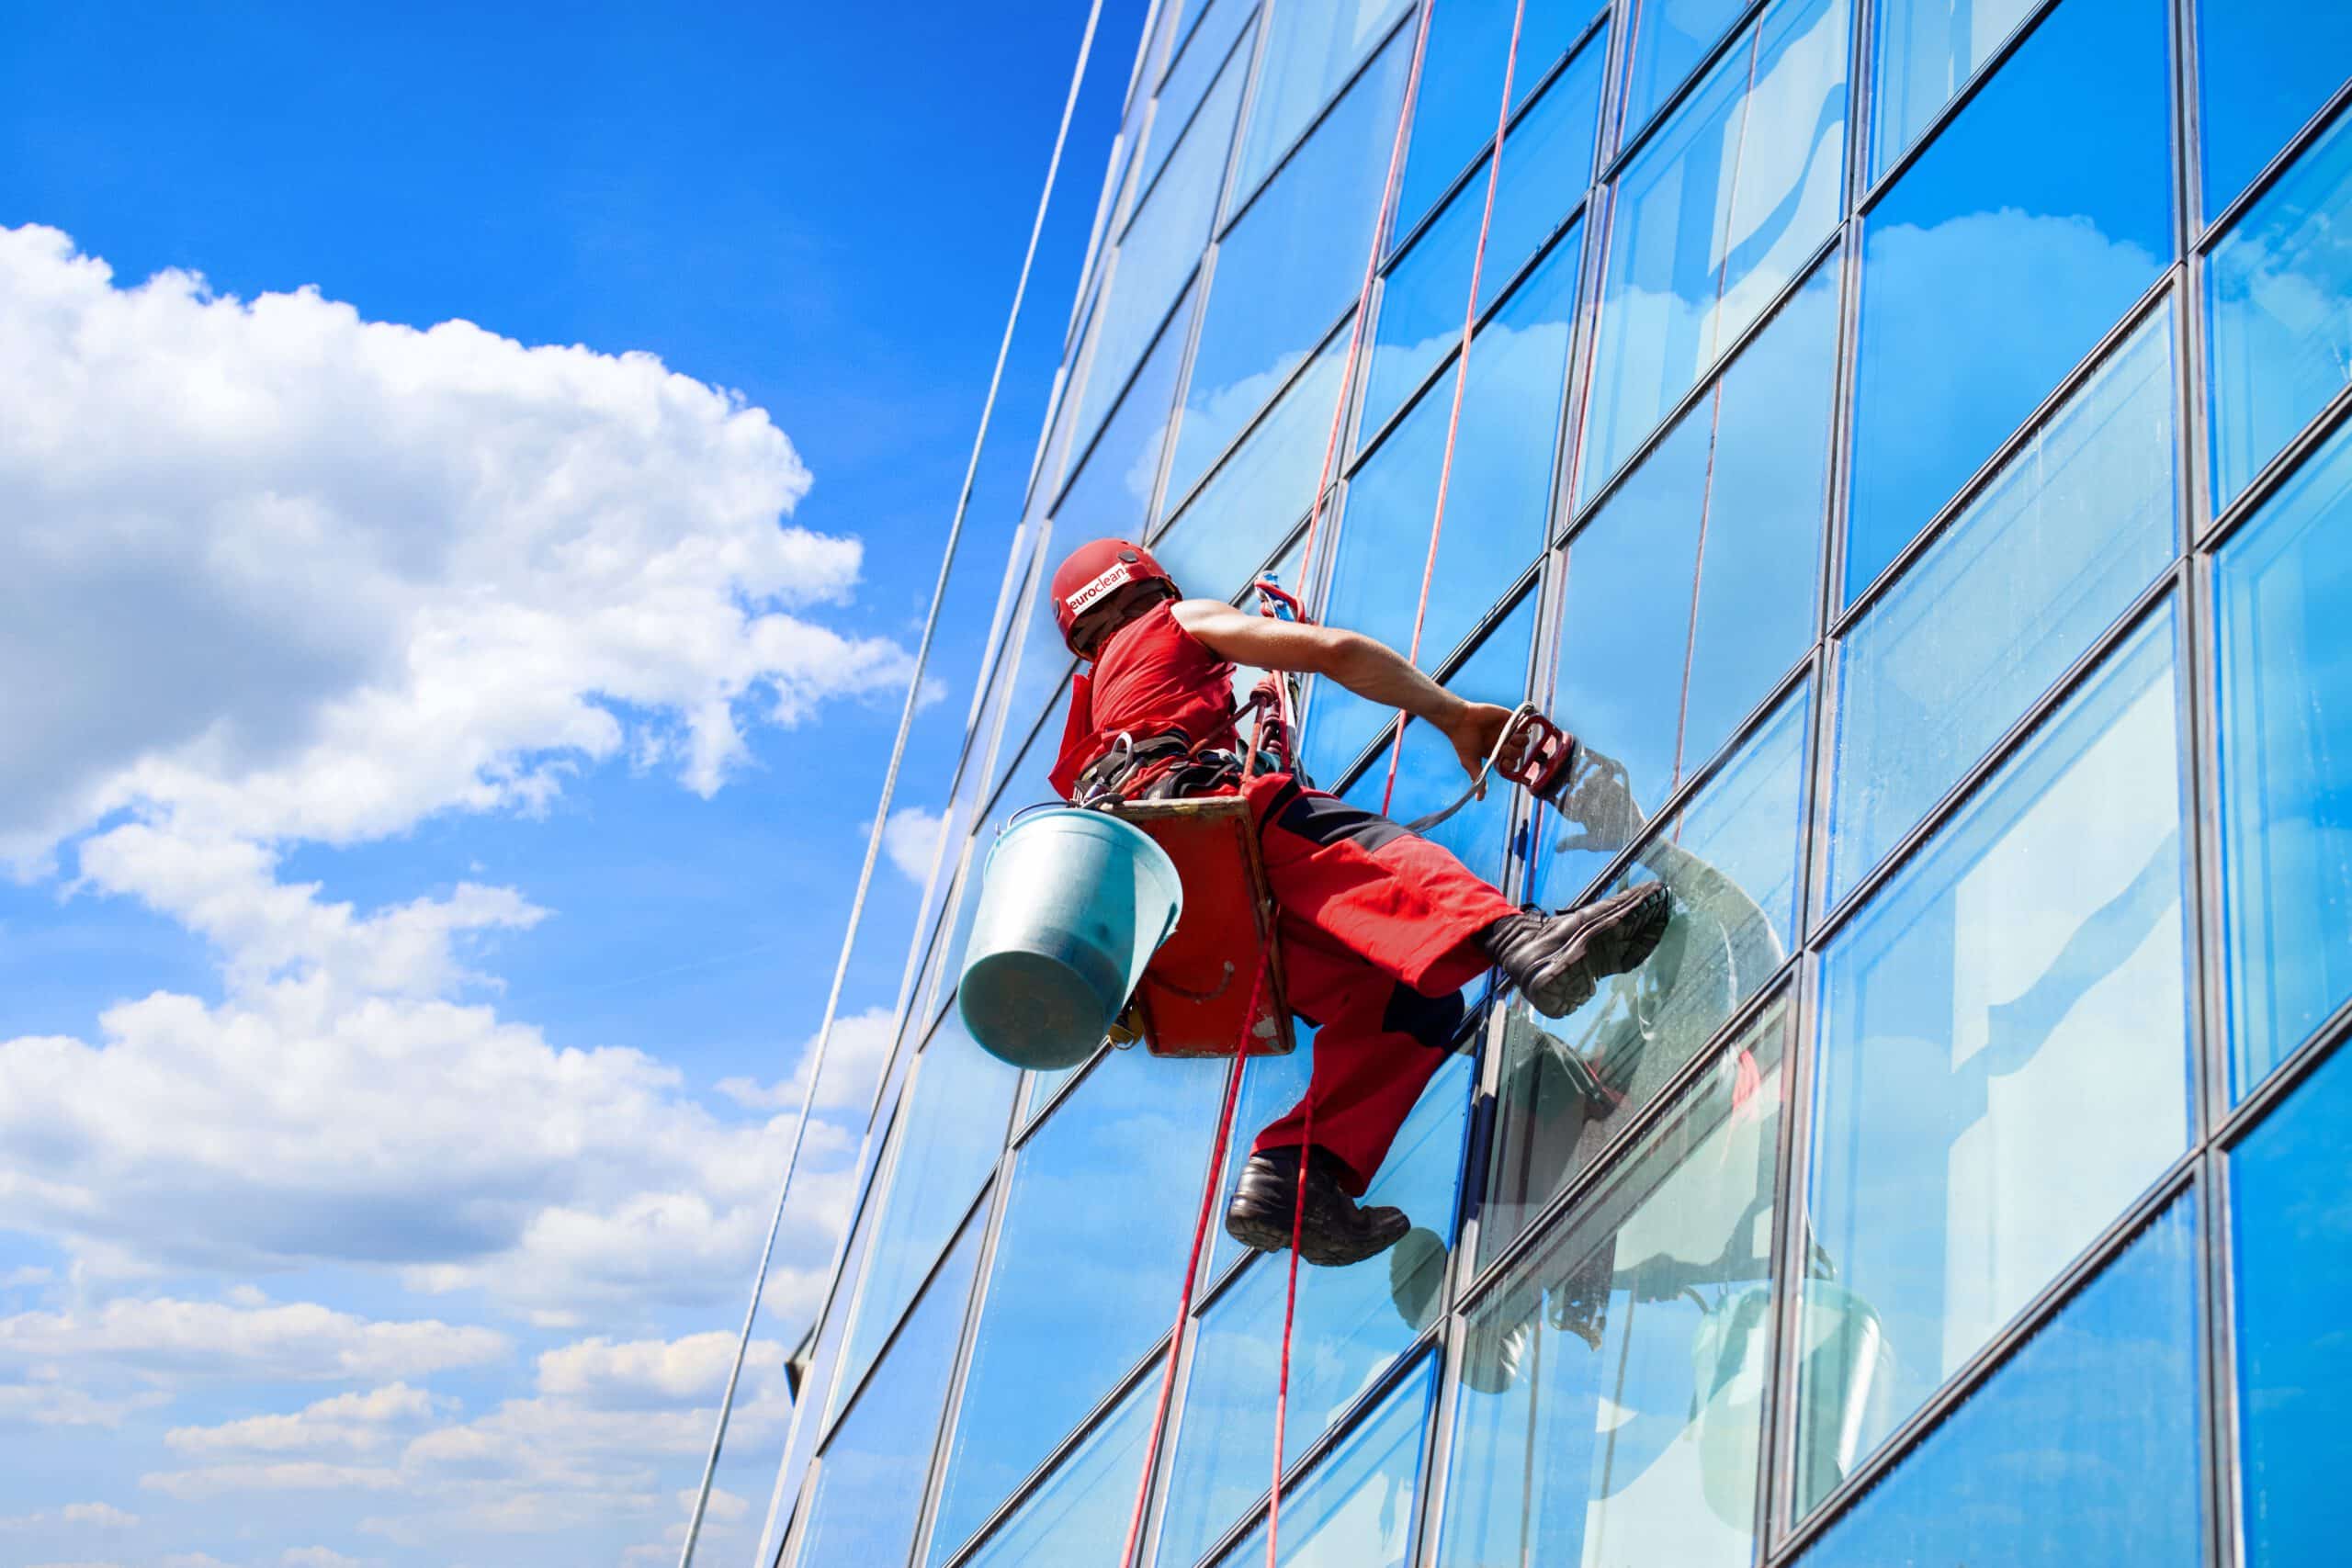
[1172,598,1523,783]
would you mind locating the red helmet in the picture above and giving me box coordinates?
[1050,538,1176,652]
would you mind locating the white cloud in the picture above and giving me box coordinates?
[0,1501,141,1529]
[536,1331,782,1405]
[141,1461,403,1502]
[165,1382,441,1455]
[879,804,945,886]
[0,223,915,869]
[0,1298,505,1382]
[281,1549,365,1568]
[714,1004,896,1115]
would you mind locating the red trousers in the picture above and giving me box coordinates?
[1233,772,1518,1195]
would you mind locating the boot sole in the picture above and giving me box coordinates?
[1526,882,1674,1018]
[1223,1204,1409,1268]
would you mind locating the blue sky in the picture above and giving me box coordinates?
[0,2,1139,1563]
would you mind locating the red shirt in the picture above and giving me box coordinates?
[1049,601,1237,798]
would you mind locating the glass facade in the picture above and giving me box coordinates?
[759,6,2352,1566]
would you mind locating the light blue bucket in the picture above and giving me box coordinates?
[958,807,1184,1071]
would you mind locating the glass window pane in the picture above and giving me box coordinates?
[2206,105,2352,512]
[1208,1354,1438,1567]
[1869,0,2036,177]
[1313,241,1581,775]
[1396,0,1594,232]
[1158,1055,1472,1567]
[958,1376,1159,1568]
[2197,0,2352,220]
[1828,305,2177,904]
[1142,0,1261,199]
[925,1053,1232,1564]
[1553,253,1837,827]
[1071,42,1245,450]
[1365,47,1605,435]
[1490,685,1806,1267]
[1442,1004,1788,1568]
[2231,1036,2352,1568]
[1153,320,1351,600]
[794,1218,984,1568]
[1794,1197,2203,1568]
[1844,0,2172,600]
[1233,0,1412,203]
[1331,592,1539,889]
[831,1017,1021,1423]
[1580,0,1850,502]
[1058,279,1197,552]
[1170,28,1414,505]
[2215,415,2352,1100]
[1621,0,1751,142]
[1798,607,2190,1515]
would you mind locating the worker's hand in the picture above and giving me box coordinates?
[1444,702,1530,795]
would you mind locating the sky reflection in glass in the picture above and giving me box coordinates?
[1208,1355,1437,1568]
[1395,0,1591,234]
[1443,1008,1785,1568]
[1844,0,2170,601]
[1829,306,2177,904]
[1170,28,1411,507]
[2206,105,2352,513]
[1793,1198,2202,1567]
[1801,609,2189,1515]
[1555,256,1836,823]
[1869,0,2035,178]
[957,1376,1159,1568]
[794,1218,982,1568]
[1158,1055,1470,1568]
[924,1053,1228,1563]
[1232,0,1411,203]
[1580,0,1849,503]
[2196,0,2352,221]
[1139,0,1259,200]
[1489,688,1805,1269]
[1363,49,1602,436]
[2231,1038,2352,1568]
[1620,0,1750,144]
[829,1016,1019,1425]
[2215,415,2352,1100]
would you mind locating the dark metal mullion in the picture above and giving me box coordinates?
[2195,382,2352,557]
[1184,1339,1442,1568]
[817,1172,1000,1454]
[1759,955,1821,1549]
[1831,266,2179,636]
[1384,7,1613,265]
[1556,224,1843,550]
[1852,0,2071,220]
[1155,0,1238,98]
[1348,199,1593,475]
[2201,1145,2245,1568]
[1599,0,1770,188]
[1812,565,2185,952]
[1458,963,1800,1314]
[1765,1157,2202,1563]
[2193,78,2352,255]
[1012,1036,1113,1145]
[1214,3,1423,244]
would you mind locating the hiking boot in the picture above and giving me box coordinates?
[1224,1145,1409,1267]
[1478,884,1674,1019]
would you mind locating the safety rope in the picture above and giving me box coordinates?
[1380,0,1531,820]
[725,6,1109,1566]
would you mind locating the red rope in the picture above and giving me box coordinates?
[1381,0,1531,818]
[1118,953,1266,1568]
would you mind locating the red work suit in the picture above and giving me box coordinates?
[1050,601,1517,1194]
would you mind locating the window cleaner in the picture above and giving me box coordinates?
[959,536,1672,1269]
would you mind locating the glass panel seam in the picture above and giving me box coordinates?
[1851,0,2070,220]
[1603,0,1774,185]
[1835,270,2181,631]
[1151,302,1356,536]
[1814,569,2185,946]
[904,1154,1015,1568]
[1762,953,1825,1547]
[1559,228,1843,553]
[2199,1145,2243,1568]
[1458,969,1801,1312]
[1762,1156,2201,1562]
[2215,1004,2352,1154]
[2192,82,2352,256]
[817,1174,1001,1450]
[1048,269,1202,519]
[2195,384,2352,557]
[1126,28,1260,232]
